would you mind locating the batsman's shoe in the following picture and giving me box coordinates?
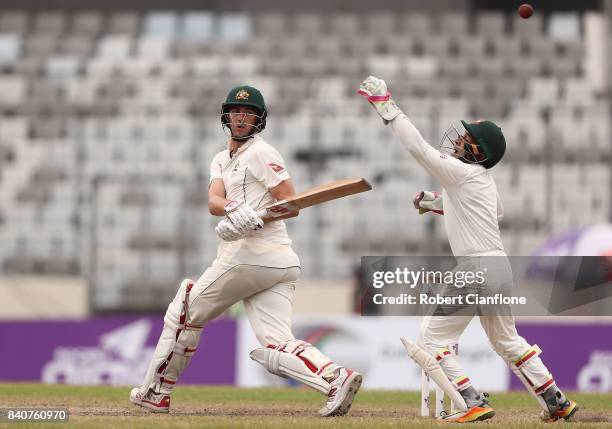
[130,387,171,413]
[540,399,578,422]
[318,368,362,417]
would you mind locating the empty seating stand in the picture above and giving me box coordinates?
[0,8,606,311]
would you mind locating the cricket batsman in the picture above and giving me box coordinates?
[130,85,362,416]
[358,76,578,423]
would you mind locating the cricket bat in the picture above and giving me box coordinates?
[256,178,372,223]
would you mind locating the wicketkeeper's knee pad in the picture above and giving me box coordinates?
[250,340,337,394]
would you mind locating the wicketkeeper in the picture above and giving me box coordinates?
[358,76,578,423]
[130,85,361,416]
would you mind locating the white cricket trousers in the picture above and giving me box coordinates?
[187,261,300,346]
[139,259,301,394]
[417,256,554,390]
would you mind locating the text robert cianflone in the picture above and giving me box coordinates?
[372,293,527,305]
[371,268,486,289]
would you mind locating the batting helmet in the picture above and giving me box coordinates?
[461,120,506,169]
[221,85,267,137]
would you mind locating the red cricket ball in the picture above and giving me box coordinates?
[518,4,534,19]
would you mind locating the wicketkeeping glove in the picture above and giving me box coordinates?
[224,200,264,233]
[357,76,402,124]
[413,191,444,215]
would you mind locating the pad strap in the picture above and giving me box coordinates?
[177,280,195,333]
[250,341,334,394]
[452,375,472,392]
[534,377,556,394]
[514,344,542,368]
[173,341,197,357]
[436,348,452,362]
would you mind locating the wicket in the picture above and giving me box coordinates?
[420,343,459,418]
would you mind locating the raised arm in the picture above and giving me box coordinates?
[358,76,469,188]
[496,189,504,222]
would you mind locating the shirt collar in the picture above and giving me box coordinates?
[228,135,260,157]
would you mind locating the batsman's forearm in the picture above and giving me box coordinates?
[208,195,229,216]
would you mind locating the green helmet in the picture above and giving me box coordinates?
[461,120,506,169]
[221,85,267,135]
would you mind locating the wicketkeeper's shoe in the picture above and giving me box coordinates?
[441,393,495,423]
[440,405,495,423]
[130,387,171,413]
[318,367,362,417]
[540,399,578,422]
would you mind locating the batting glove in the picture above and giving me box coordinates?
[215,218,246,241]
[224,200,264,233]
[413,191,444,215]
[357,76,402,124]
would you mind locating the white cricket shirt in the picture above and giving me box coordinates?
[209,135,300,267]
[390,114,505,257]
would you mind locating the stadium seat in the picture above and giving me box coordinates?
[143,11,178,38]
[0,76,27,106]
[32,12,65,36]
[24,35,58,59]
[365,12,396,35]
[439,13,468,35]
[108,12,140,35]
[475,57,505,78]
[420,35,451,57]
[0,11,29,34]
[219,13,253,42]
[293,13,323,36]
[253,12,286,37]
[455,36,487,59]
[512,14,543,37]
[366,55,401,78]
[404,56,439,78]
[492,36,522,58]
[507,57,542,79]
[476,12,507,38]
[60,35,94,59]
[399,12,434,36]
[548,12,581,42]
[525,38,556,59]
[526,77,560,107]
[328,13,360,36]
[181,11,215,41]
[96,35,132,60]
[440,57,472,79]
[135,36,170,60]
[71,11,104,37]
[45,55,80,79]
[0,34,21,64]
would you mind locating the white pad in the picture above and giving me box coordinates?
[250,340,334,395]
[401,337,468,412]
[140,279,203,395]
[511,364,549,412]
[510,344,550,412]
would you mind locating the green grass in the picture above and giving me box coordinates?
[0,384,610,428]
